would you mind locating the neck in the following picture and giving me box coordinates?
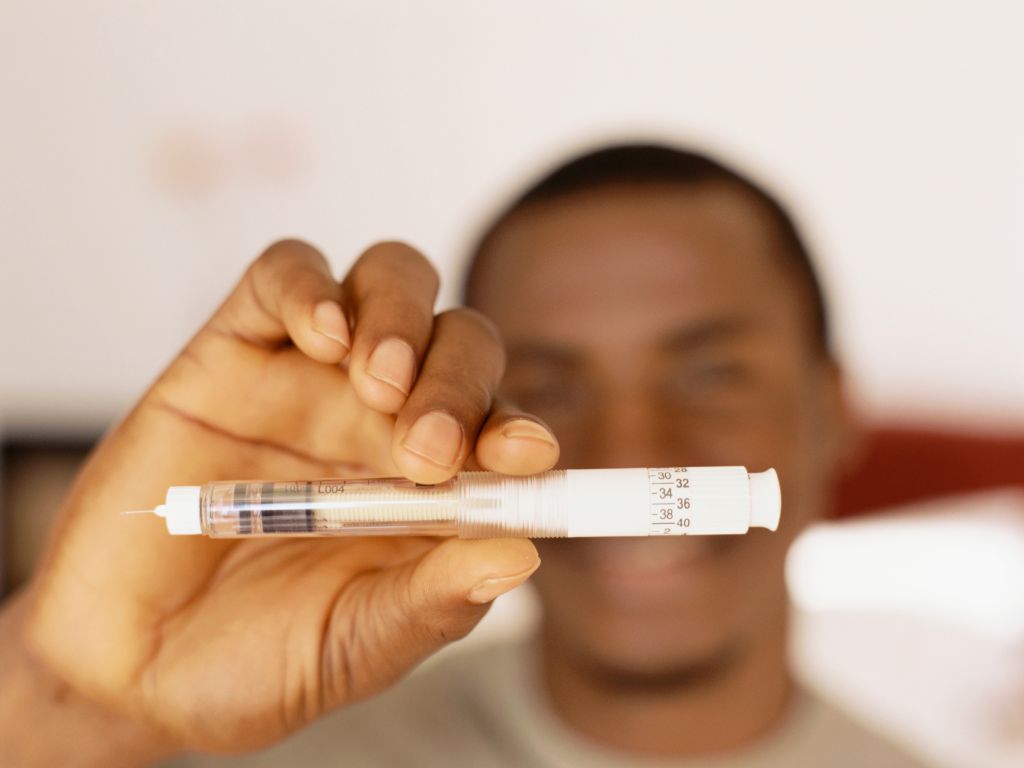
[539,611,793,758]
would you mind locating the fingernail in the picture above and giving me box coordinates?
[467,561,541,604]
[367,338,416,396]
[312,300,350,348]
[402,411,463,468]
[501,419,557,447]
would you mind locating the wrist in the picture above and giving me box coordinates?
[1,589,176,768]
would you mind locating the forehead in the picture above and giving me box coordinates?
[470,183,808,349]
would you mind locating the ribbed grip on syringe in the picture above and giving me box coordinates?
[455,471,569,538]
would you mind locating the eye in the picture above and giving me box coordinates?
[689,361,751,388]
[502,371,593,419]
[507,382,567,411]
[664,360,755,401]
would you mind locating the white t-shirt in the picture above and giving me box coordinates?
[169,641,928,768]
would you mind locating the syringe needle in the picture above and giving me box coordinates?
[120,509,155,516]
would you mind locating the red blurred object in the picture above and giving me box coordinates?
[833,426,1024,519]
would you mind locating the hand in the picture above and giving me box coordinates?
[21,240,559,757]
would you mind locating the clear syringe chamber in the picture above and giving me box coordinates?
[147,467,780,539]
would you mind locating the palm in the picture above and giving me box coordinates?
[99,336,438,748]
[143,534,436,749]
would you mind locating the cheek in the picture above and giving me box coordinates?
[679,387,830,531]
[550,424,606,468]
[763,384,837,532]
[529,541,596,632]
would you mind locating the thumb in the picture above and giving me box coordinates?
[322,538,540,708]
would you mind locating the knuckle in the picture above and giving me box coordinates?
[416,377,492,422]
[251,238,324,281]
[358,292,434,336]
[437,307,502,344]
[403,572,477,646]
[256,238,309,268]
[436,308,506,379]
[356,241,440,292]
[423,613,476,645]
[462,378,495,415]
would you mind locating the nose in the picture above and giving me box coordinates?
[584,394,697,469]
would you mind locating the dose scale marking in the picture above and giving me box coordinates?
[645,466,766,537]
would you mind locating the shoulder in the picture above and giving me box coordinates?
[329,642,516,750]
[783,690,930,768]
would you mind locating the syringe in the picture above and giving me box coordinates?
[135,467,781,539]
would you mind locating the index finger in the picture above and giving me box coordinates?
[206,239,351,364]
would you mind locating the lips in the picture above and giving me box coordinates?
[593,537,711,569]
[570,536,735,605]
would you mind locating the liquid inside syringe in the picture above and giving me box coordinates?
[132,467,780,539]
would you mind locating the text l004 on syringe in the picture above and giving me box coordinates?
[127,467,781,539]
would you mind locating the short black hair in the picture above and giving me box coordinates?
[463,143,831,356]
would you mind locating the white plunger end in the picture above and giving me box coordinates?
[749,469,781,531]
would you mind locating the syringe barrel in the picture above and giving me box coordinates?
[200,478,465,537]
[181,467,779,538]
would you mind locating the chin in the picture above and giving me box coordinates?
[572,597,739,679]
[535,537,753,680]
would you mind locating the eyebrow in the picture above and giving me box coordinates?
[657,316,757,354]
[504,342,586,367]
[504,316,756,366]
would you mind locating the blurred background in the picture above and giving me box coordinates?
[1,2,1022,766]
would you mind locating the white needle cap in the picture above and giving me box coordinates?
[154,485,203,535]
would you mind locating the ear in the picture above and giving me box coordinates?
[815,358,865,473]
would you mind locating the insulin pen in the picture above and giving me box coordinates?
[133,467,781,539]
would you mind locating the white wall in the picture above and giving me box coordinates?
[2,0,1022,434]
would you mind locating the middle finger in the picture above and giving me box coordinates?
[391,308,506,483]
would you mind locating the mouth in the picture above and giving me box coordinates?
[575,536,735,601]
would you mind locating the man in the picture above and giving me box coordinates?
[0,144,927,766]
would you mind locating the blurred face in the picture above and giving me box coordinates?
[469,182,852,680]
